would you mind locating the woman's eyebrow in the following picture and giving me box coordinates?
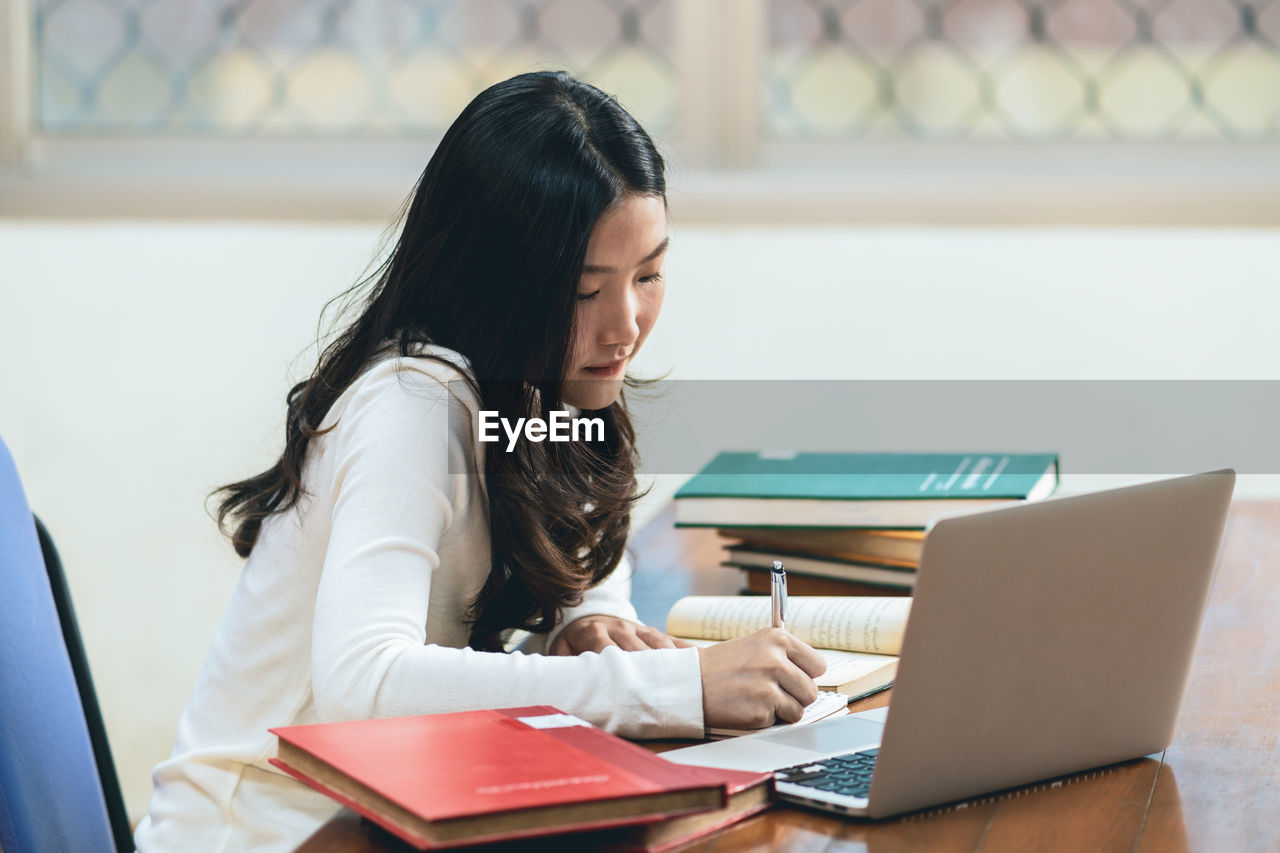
[582,236,670,275]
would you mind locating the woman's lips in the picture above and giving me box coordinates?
[583,359,626,377]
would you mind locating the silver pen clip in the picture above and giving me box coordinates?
[771,560,787,631]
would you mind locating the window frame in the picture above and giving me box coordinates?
[2,0,1277,225]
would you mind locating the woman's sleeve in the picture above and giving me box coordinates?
[309,365,704,739]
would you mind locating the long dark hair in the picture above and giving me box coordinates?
[214,71,665,651]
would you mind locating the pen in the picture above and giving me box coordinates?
[771,559,787,632]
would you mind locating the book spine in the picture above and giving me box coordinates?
[724,548,917,582]
[270,758,436,849]
[740,569,912,598]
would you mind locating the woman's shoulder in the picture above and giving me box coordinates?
[366,342,475,389]
[323,343,483,431]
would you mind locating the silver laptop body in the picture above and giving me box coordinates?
[663,470,1235,819]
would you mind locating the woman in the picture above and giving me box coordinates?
[135,71,824,852]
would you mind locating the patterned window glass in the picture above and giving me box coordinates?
[34,0,677,137]
[766,0,1280,140]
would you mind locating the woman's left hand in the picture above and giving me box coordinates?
[549,615,695,655]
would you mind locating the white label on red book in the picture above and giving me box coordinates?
[517,713,592,729]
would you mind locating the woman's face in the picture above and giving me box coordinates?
[563,193,668,411]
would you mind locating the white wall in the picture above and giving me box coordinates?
[2,221,1278,819]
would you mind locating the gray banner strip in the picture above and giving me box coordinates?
[448,380,1276,475]
[623,380,1272,475]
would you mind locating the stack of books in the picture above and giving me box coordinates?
[675,451,1060,597]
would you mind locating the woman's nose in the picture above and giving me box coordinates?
[598,289,640,347]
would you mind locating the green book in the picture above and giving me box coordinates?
[674,452,1060,529]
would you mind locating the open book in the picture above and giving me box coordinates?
[665,596,910,704]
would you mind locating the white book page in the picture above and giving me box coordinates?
[666,596,910,655]
[815,648,897,689]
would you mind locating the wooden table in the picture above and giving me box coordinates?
[297,502,1280,852]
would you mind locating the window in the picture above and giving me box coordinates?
[32,0,680,137]
[3,0,1278,223]
[765,0,1280,141]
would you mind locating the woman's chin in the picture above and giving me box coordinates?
[562,376,624,411]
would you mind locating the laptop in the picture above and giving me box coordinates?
[663,470,1235,819]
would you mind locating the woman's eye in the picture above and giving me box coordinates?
[639,272,663,285]
[577,290,600,301]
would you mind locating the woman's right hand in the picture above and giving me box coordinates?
[696,628,828,732]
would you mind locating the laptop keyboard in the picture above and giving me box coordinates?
[774,748,878,799]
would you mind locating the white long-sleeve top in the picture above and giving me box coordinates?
[134,346,705,853]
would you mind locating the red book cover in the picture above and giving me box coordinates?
[269,706,727,848]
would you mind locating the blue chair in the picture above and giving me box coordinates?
[0,437,133,852]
